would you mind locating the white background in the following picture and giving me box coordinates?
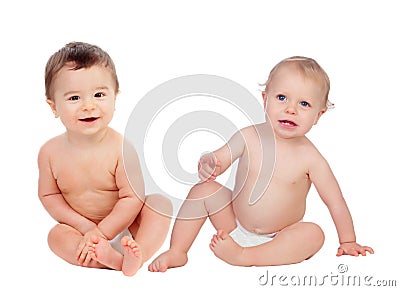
[1,0,399,290]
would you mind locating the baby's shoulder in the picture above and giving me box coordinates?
[39,134,65,153]
[105,127,123,145]
[298,137,326,163]
[238,123,263,138]
[228,125,257,146]
[237,123,274,145]
[38,134,66,163]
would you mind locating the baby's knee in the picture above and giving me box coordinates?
[188,181,229,199]
[47,225,57,245]
[47,224,77,248]
[145,194,173,216]
[304,222,325,248]
[188,182,214,199]
[48,224,66,240]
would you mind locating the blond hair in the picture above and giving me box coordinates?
[263,56,333,109]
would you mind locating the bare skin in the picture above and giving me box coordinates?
[149,61,373,271]
[121,236,143,276]
[85,235,143,276]
[86,195,171,275]
[88,235,124,271]
[39,64,171,275]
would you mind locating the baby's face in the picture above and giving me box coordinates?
[47,64,117,136]
[264,64,326,140]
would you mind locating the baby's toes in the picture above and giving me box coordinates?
[121,235,132,247]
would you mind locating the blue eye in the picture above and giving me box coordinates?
[300,101,310,107]
[277,94,287,101]
[69,95,80,101]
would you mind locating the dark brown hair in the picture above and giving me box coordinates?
[45,42,119,99]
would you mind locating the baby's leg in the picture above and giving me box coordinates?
[210,222,324,266]
[149,182,236,272]
[47,224,104,268]
[127,194,172,272]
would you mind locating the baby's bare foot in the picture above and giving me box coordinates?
[148,249,188,272]
[121,236,142,276]
[209,230,245,266]
[88,235,123,271]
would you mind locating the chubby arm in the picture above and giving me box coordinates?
[97,143,145,240]
[310,156,356,242]
[38,145,97,234]
[309,153,373,256]
[198,129,245,182]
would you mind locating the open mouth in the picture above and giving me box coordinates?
[79,117,99,122]
[279,120,298,127]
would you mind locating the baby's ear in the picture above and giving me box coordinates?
[262,91,268,109]
[46,99,59,118]
[261,90,267,100]
[113,90,120,103]
[313,108,326,125]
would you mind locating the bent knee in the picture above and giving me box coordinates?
[48,224,73,238]
[188,181,231,199]
[145,194,173,216]
[47,224,78,248]
[303,222,325,249]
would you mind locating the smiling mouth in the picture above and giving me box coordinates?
[279,120,298,127]
[79,117,99,122]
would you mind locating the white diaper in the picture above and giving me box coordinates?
[109,229,132,254]
[229,219,276,247]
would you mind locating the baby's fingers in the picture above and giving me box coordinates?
[81,252,92,267]
[364,246,374,255]
[336,248,344,257]
[199,169,215,182]
[199,162,215,174]
[336,247,357,256]
[198,171,210,182]
[360,246,374,256]
[75,239,86,259]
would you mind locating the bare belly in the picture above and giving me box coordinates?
[232,190,306,234]
[64,190,119,223]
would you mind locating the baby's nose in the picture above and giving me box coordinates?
[285,104,297,115]
[82,97,96,110]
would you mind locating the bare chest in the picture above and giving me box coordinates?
[234,143,311,208]
[271,158,310,187]
[51,151,118,195]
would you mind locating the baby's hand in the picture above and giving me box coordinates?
[336,242,374,257]
[198,152,221,182]
[76,227,106,266]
